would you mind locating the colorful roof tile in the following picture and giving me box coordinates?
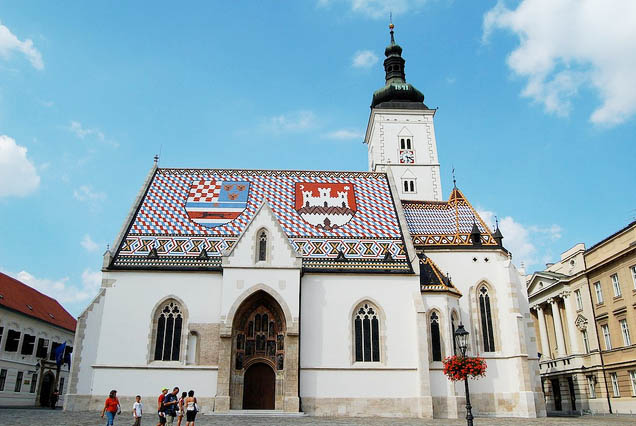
[402,188,499,248]
[0,272,77,332]
[112,168,409,272]
[418,254,462,296]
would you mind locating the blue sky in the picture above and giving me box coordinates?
[1,0,635,316]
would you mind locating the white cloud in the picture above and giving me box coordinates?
[318,0,429,19]
[352,50,379,68]
[323,129,364,140]
[68,121,105,141]
[265,110,317,133]
[0,21,43,70]
[0,135,40,198]
[483,0,636,125]
[73,185,106,202]
[80,234,99,252]
[478,209,562,272]
[13,268,101,304]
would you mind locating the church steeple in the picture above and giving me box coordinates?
[384,23,406,84]
[371,23,426,109]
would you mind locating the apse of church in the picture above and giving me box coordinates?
[66,24,545,419]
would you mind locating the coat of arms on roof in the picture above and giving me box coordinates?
[184,179,250,228]
[294,182,357,231]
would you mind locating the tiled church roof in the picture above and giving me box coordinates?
[418,254,462,296]
[112,168,410,272]
[0,272,77,332]
[402,187,499,248]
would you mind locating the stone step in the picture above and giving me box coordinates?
[206,409,307,417]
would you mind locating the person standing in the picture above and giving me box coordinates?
[50,388,59,409]
[156,388,168,426]
[177,391,187,426]
[184,390,198,426]
[132,395,143,426]
[163,387,179,425]
[101,390,121,426]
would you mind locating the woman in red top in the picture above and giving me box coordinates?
[101,389,120,425]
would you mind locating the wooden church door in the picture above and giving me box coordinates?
[242,363,275,409]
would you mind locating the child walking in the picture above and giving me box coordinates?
[132,395,143,426]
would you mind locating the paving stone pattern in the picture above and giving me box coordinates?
[2,409,634,426]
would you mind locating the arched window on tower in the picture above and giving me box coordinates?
[354,302,380,362]
[478,285,496,352]
[430,311,442,361]
[400,138,405,149]
[153,301,184,361]
[406,138,412,149]
[258,230,267,261]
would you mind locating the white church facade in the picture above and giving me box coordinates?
[65,26,546,419]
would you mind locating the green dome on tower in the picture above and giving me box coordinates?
[371,23,427,110]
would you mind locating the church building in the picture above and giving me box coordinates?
[66,25,546,419]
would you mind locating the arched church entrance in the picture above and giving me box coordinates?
[230,290,286,410]
[242,363,275,409]
[39,371,54,407]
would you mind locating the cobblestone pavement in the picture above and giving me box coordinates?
[1,409,634,426]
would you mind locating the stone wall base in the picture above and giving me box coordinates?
[433,395,462,418]
[456,391,545,418]
[65,394,215,414]
[301,397,426,417]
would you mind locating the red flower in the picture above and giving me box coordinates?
[442,355,487,382]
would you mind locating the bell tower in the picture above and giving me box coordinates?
[364,23,442,201]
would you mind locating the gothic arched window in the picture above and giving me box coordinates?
[451,311,459,355]
[478,285,496,352]
[354,302,380,362]
[430,311,442,361]
[154,301,183,361]
[258,230,267,261]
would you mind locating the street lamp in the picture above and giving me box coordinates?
[454,324,474,426]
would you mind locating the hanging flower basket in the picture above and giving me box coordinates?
[442,355,487,381]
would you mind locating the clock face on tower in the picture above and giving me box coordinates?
[399,150,415,164]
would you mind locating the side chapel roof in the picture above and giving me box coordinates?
[110,168,410,273]
[0,272,77,332]
[418,254,462,296]
[402,187,502,249]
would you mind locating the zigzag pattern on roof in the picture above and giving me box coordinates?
[402,187,499,248]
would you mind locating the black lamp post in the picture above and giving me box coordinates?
[454,323,474,426]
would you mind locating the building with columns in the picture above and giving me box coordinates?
[528,220,636,415]
[66,25,546,419]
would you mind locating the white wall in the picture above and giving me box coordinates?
[299,273,421,398]
[93,270,223,367]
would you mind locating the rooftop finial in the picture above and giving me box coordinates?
[153,154,159,165]
[452,166,457,189]
[389,13,395,44]
[495,216,499,229]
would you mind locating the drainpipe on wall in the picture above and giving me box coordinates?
[584,273,612,414]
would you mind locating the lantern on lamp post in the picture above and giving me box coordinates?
[454,324,474,426]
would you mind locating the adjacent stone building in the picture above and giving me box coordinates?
[528,220,636,415]
[65,26,546,419]
[0,272,76,407]
[585,220,636,414]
